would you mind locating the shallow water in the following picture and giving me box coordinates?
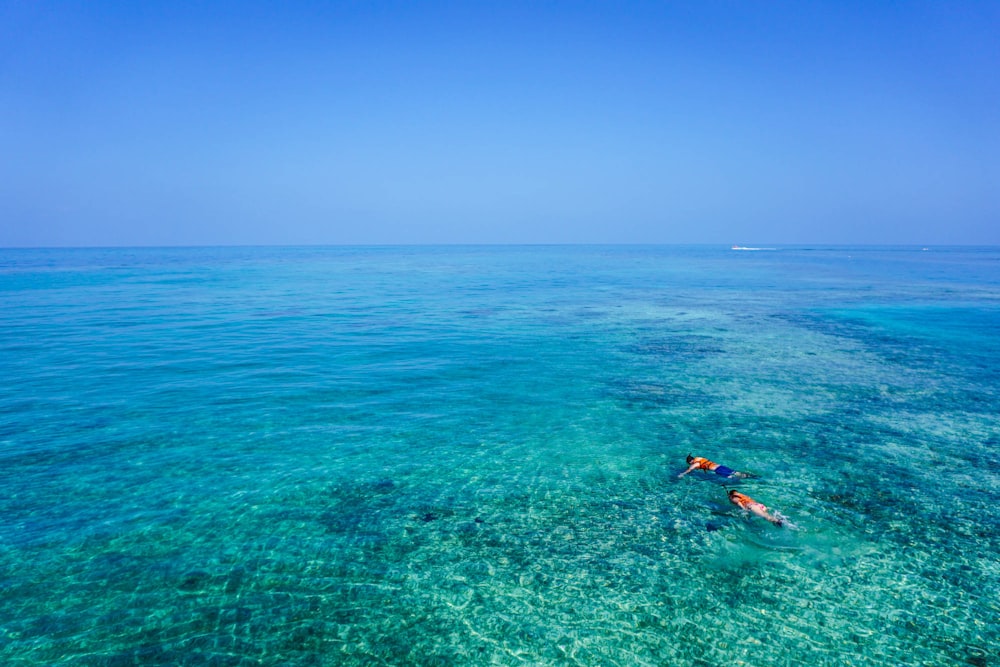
[1,245,997,666]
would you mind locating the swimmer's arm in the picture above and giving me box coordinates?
[677,464,699,478]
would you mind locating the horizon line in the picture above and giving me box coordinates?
[1,242,994,251]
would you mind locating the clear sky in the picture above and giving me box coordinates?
[2,1,998,247]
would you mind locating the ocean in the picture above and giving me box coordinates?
[1,245,997,666]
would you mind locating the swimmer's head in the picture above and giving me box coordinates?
[686,453,694,464]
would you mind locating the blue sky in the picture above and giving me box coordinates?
[2,1,998,246]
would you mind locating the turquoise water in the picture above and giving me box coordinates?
[1,245,997,666]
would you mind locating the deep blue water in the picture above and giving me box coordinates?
[1,245,998,666]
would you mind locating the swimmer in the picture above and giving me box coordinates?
[727,489,784,527]
[677,454,753,480]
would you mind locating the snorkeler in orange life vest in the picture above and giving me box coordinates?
[728,489,784,527]
[677,454,753,480]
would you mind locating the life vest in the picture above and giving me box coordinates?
[729,491,760,511]
[690,457,716,471]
